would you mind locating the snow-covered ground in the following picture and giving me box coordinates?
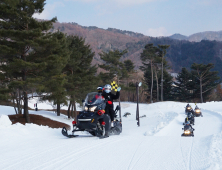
[1,100,222,170]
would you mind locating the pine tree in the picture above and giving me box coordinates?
[162,69,174,101]
[99,49,128,84]
[191,63,220,103]
[0,0,56,122]
[124,60,135,73]
[123,59,135,101]
[64,35,98,120]
[174,68,195,102]
[38,31,70,116]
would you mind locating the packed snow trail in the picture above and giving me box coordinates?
[1,102,222,170]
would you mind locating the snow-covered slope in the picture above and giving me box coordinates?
[1,101,222,170]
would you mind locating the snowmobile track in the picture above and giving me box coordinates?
[188,138,194,170]
[179,137,187,168]
[127,139,144,170]
[2,141,68,170]
[33,137,124,170]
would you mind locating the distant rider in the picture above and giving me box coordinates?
[102,84,121,127]
[184,121,193,130]
[95,86,104,99]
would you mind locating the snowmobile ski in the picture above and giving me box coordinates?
[99,135,109,139]
[62,127,78,138]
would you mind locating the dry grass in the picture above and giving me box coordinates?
[8,114,71,130]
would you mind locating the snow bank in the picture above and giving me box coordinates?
[144,111,178,136]
[0,115,12,127]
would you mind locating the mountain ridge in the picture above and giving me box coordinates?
[50,21,222,78]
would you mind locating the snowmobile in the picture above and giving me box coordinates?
[183,111,195,125]
[62,92,122,139]
[181,124,195,137]
[194,105,203,117]
[185,104,193,114]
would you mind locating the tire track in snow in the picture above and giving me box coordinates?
[53,138,125,170]
[188,138,194,170]
[179,137,187,168]
[127,139,146,170]
[2,140,68,169]
[131,137,177,170]
[33,137,124,170]
[128,138,169,170]
[3,136,106,170]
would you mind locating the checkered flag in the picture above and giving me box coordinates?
[111,81,118,92]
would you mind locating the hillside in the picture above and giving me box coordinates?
[170,30,222,42]
[169,34,188,40]
[51,22,222,78]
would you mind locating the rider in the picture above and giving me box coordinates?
[97,86,103,93]
[184,121,194,131]
[93,86,105,101]
[102,84,121,127]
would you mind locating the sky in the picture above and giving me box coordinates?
[33,0,222,37]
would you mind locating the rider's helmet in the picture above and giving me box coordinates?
[186,121,190,125]
[104,84,111,93]
[97,86,103,93]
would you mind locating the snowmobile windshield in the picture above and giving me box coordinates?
[85,92,104,105]
[184,125,191,130]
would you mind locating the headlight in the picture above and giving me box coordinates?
[89,106,97,112]
[187,107,191,110]
[84,106,88,111]
[195,109,201,113]
[184,130,191,134]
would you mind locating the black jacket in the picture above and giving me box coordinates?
[102,91,120,107]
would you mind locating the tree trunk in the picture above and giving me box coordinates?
[18,89,22,114]
[67,100,71,119]
[23,91,30,123]
[200,78,203,103]
[19,94,22,115]
[161,54,164,101]
[12,93,18,114]
[155,68,159,102]
[150,60,153,103]
[57,103,60,116]
[71,100,74,118]
[73,95,77,121]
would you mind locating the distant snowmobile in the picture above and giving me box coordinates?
[62,92,122,139]
[183,111,195,125]
[181,122,195,137]
[185,104,193,114]
[194,105,203,117]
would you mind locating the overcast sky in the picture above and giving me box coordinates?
[33,0,222,37]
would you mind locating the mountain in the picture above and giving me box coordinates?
[188,31,222,42]
[50,22,222,78]
[169,34,188,40]
[170,31,222,42]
